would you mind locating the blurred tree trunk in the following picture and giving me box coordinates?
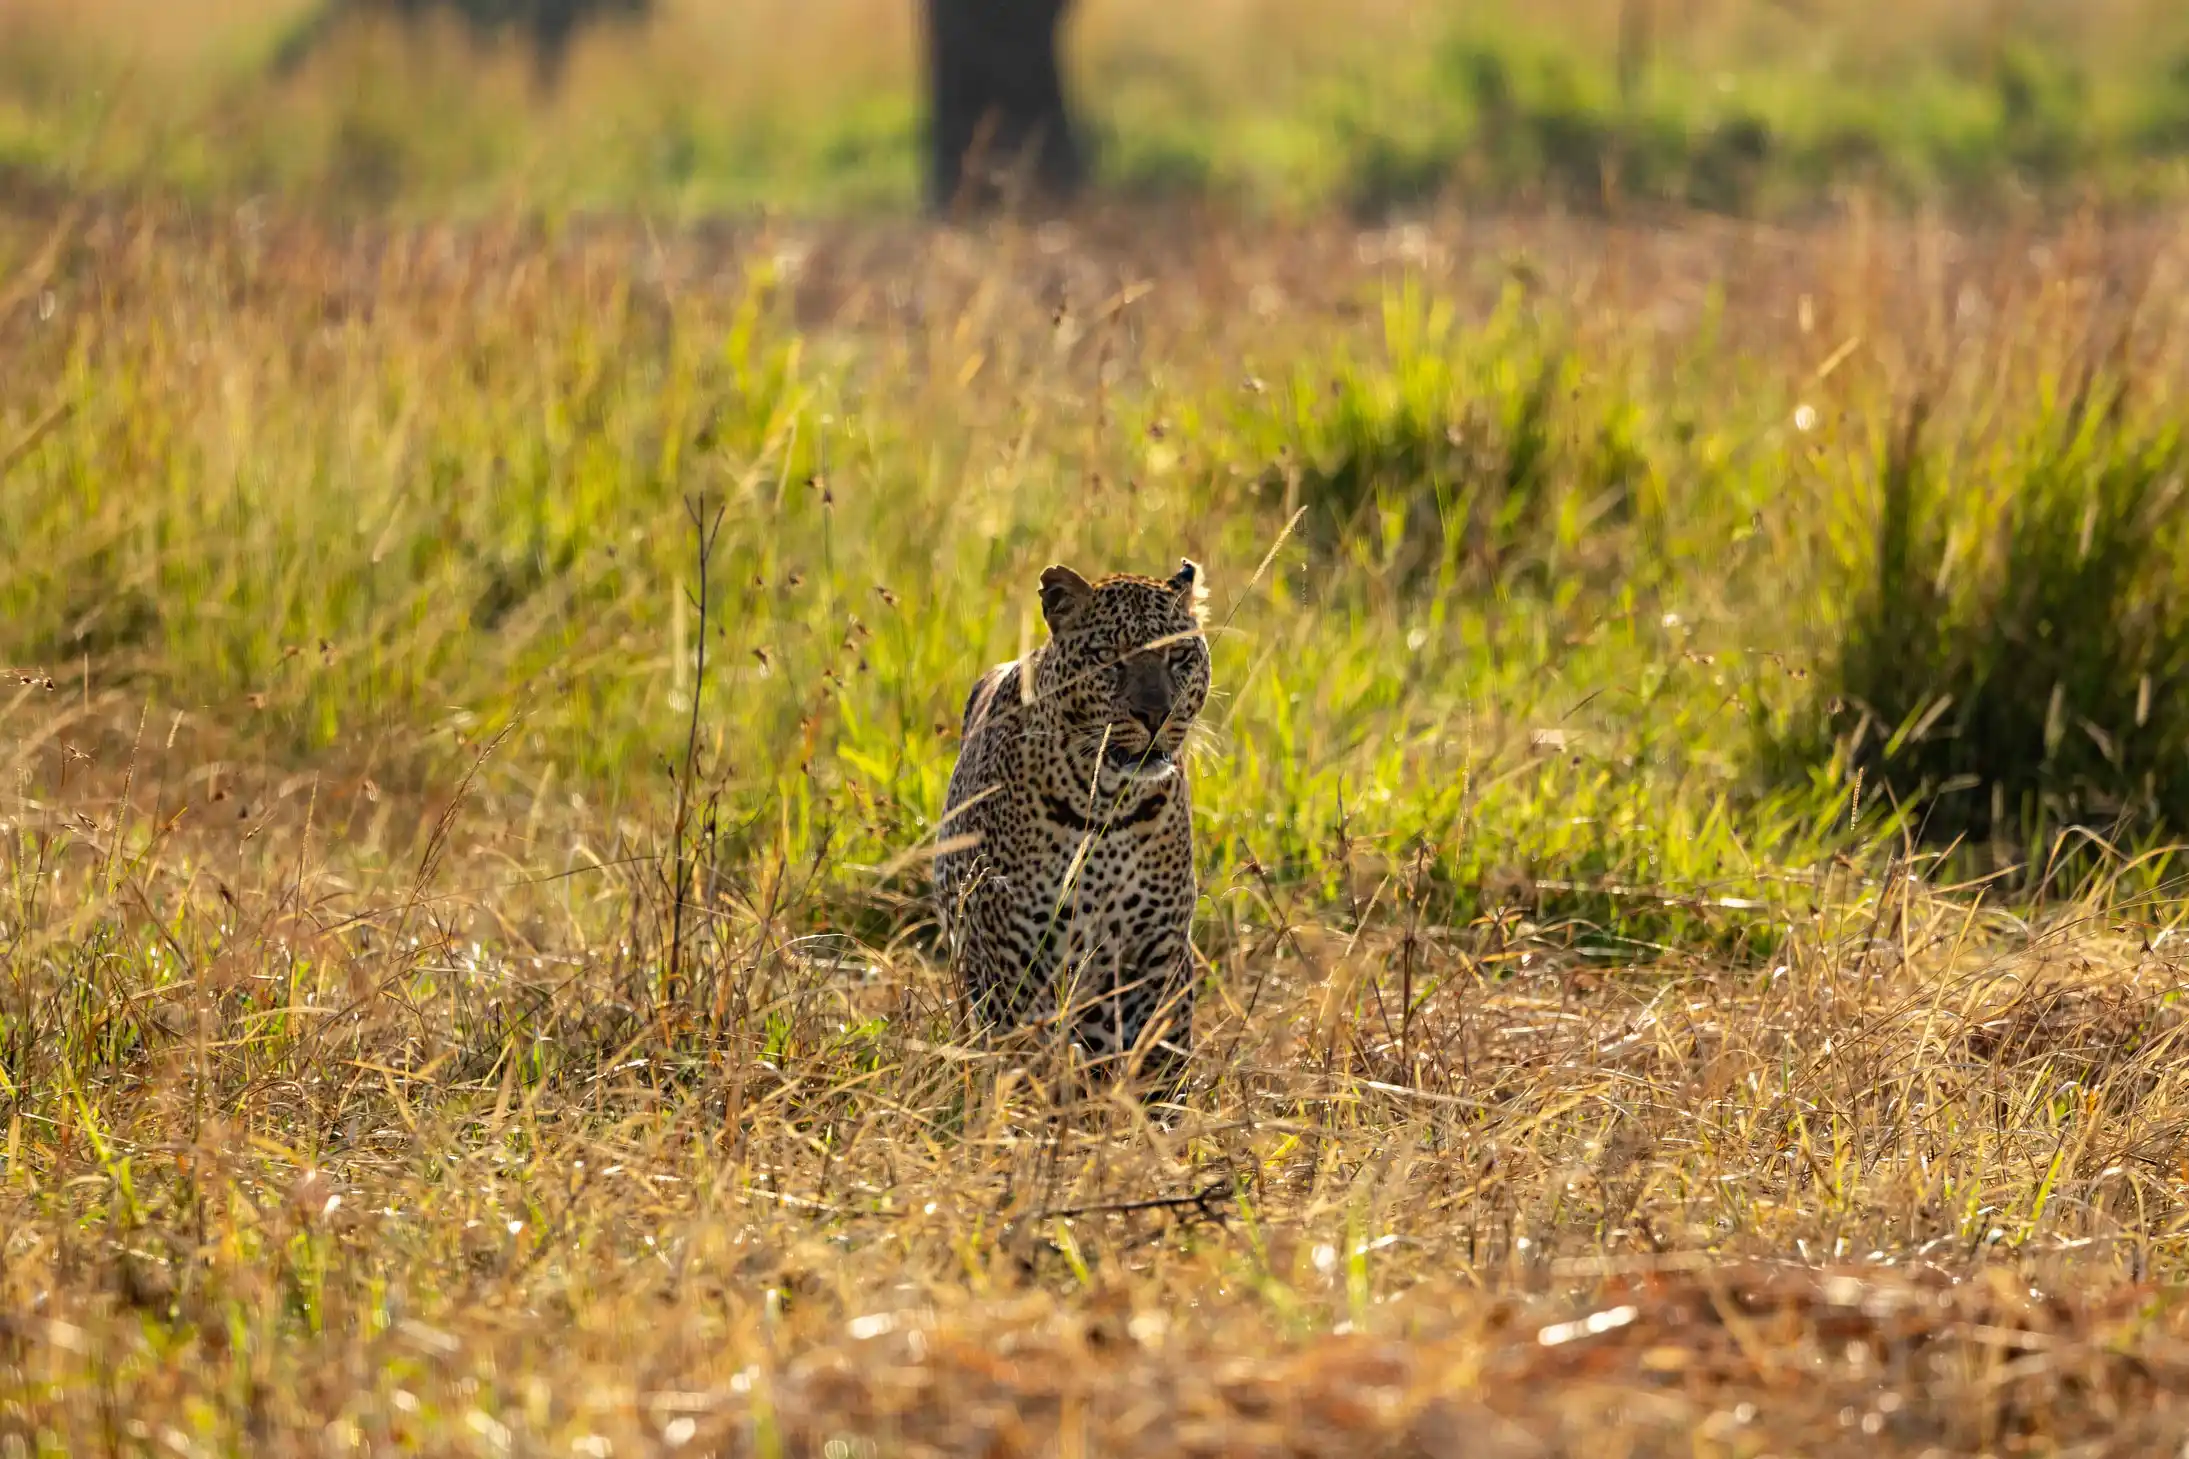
[924,0,1084,214]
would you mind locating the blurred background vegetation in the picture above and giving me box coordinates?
[6,0,2189,218]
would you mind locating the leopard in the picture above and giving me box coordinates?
[933,558,1213,1089]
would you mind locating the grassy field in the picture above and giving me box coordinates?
[8,189,2189,1453]
[8,0,2189,216]
[11,8,2189,1450]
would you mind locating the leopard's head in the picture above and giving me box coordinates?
[1031,559,1211,787]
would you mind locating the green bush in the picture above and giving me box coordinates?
[1221,284,1656,589]
[2135,53,2189,151]
[1790,390,2189,856]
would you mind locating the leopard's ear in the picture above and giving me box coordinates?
[1039,564,1095,629]
[1168,558,1207,618]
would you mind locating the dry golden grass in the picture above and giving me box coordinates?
[12,708,2189,1455]
[8,194,2189,1455]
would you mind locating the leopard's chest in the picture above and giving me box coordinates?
[993,787,1193,943]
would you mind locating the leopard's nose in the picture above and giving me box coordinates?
[1122,656,1174,736]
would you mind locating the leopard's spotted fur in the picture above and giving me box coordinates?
[933,559,1212,1084]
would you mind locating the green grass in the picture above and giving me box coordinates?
[0,207,1871,961]
[1782,383,2189,870]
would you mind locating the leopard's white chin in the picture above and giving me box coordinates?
[1101,742,1178,781]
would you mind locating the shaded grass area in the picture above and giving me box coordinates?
[9,198,2189,1451]
[1790,390,2189,863]
[6,0,2189,217]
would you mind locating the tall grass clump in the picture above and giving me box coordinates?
[1790,387,2189,861]
[1220,282,1663,592]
